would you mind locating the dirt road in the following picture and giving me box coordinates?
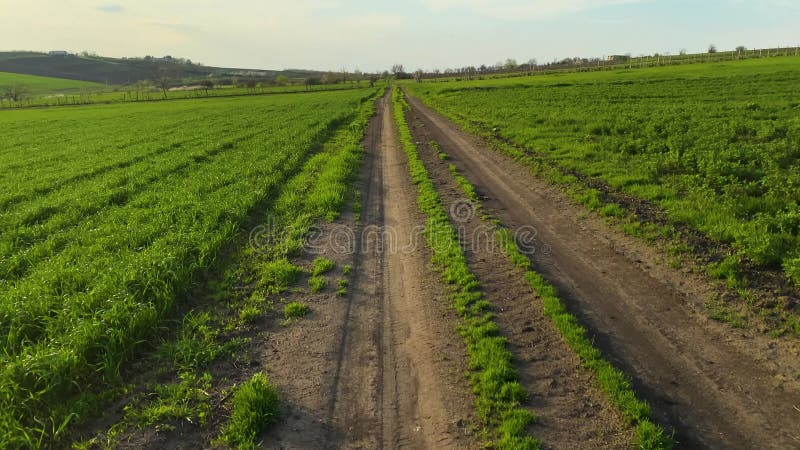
[264,92,477,449]
[404,92,800,450]
[406,106,635,449]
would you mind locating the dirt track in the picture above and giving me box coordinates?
[264,92,477,449]
[404,92,800,450]
[407,106,635,449]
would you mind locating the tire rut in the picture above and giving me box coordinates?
[406,105,635,450]
[404,92,800,450]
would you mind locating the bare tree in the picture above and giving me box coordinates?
[736,45,747,53]
[413,69,424,83]
[708,44,718,54]
[200,79,214,96]
[391,64,405,77]
[153,66,176,99]
[2,85,29,102]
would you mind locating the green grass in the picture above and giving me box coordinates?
[393,87,539,449]
[219,372,280,450]
[132,371,212,429]
[284,302,310,320]
[449,163,480,202]
[0,75,379,109]
[0,86,379,446]
[405,57,800,287]
[0,71,105,95]
[337,278,349,296]
[308,276,328,293]
[311,256,336,276]
[259,259,304,295]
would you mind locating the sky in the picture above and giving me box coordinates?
[1,0,798,72]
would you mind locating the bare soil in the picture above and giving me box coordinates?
[404,92,800,450]
[406,107,636,450]
[262,92,478,449]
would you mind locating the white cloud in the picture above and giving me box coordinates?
[421,0,643,20]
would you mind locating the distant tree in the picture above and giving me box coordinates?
[391,63,405,78]
[245,79,258,90]
[304,77,321,90]
[200,79,214,95]
[736,45,747,53]
[465,66,477,80]
[708,44,717,54]
[504,58,518,70]
[679,48,688,55]
[321,72,336,84]
[275,75,289,86]
[369,74,377,87]
[154,67,174,99]
[2,84,29,102]
[155,77,170,98]
[413,69,424,83]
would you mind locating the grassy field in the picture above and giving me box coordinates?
[0,87,376,447]
[0,71,106,95]
[0,79,373,108]
[405,57,800,311]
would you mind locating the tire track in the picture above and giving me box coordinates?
[322,91,478,449]
[404,91,800,449]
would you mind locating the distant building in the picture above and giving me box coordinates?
[607,55,630,62]
[48,50,69,56]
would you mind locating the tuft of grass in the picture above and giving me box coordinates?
[393,87,539,449]
[239,306,261,324]
[219,372,280,450]
[308,275,327,293]
[311,257,335,276]
[132,371,212,429]
[342,264,353,275]
[259,259,304,295]
[449,164,480,202]
[600,203,625,218]
[283,301,310,320]
[337,278,349,296]
[157,311,225,371]
[430,139,449,159]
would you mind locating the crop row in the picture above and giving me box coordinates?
[0,87,377,447]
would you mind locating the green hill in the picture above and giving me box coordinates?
[0,51,323,86]
[0,71,105,95]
